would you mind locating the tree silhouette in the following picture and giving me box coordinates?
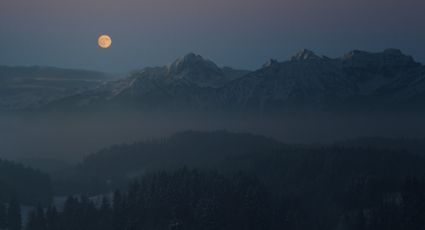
[7,197,21,230]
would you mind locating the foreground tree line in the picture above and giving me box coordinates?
[27,169,269,230]
[2,168,421,230]
[0,197,22,230]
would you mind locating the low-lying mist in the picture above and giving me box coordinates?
[1,109,424,163]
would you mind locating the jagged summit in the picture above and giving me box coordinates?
[167,53,221,75]
[172,53,205,65]
[162,53,227,87]
[291,49,322,61]
[119,53,248,89]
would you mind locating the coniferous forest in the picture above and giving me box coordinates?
[2,131,425,230]
[20,169,425,230]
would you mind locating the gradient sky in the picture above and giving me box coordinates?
[0,0,424,72]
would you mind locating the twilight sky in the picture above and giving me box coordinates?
[0,0,424,72]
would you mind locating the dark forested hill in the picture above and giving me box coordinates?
[40,130,425,229]
[0,158,52,205]
[335,137,425,155]
[54,131,285,194]
[54,131,425,198]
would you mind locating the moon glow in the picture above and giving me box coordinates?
[98,35,112,49]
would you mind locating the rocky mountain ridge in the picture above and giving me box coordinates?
[11,49,425,112]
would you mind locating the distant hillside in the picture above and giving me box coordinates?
[335,137,425,155]
[0,65,108,110]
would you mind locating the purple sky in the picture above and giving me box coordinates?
[0,0,424,72]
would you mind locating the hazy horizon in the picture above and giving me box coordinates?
[1,0,424,72]
[0,48,423,74]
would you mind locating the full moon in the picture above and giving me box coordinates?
[98,35,112,49]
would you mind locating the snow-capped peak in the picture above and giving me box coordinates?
[291,49,322,61]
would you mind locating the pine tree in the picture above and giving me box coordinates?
[98,196,112,230]
[0,202,7,229]
[26,206,46,230]
[112,190,124,230]
[45,206,58,230]
[26,211,37,230]
[7,197,22,230]
[35,204,47,230]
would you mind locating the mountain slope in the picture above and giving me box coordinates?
[220,49,424,111]
[46,53,248,110]
[219,50,356,111]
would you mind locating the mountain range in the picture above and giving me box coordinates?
[3,49,425,112]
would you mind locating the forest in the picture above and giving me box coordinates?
[16,169,425,230]
[0,159,51,205]
[1,131,425,230]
